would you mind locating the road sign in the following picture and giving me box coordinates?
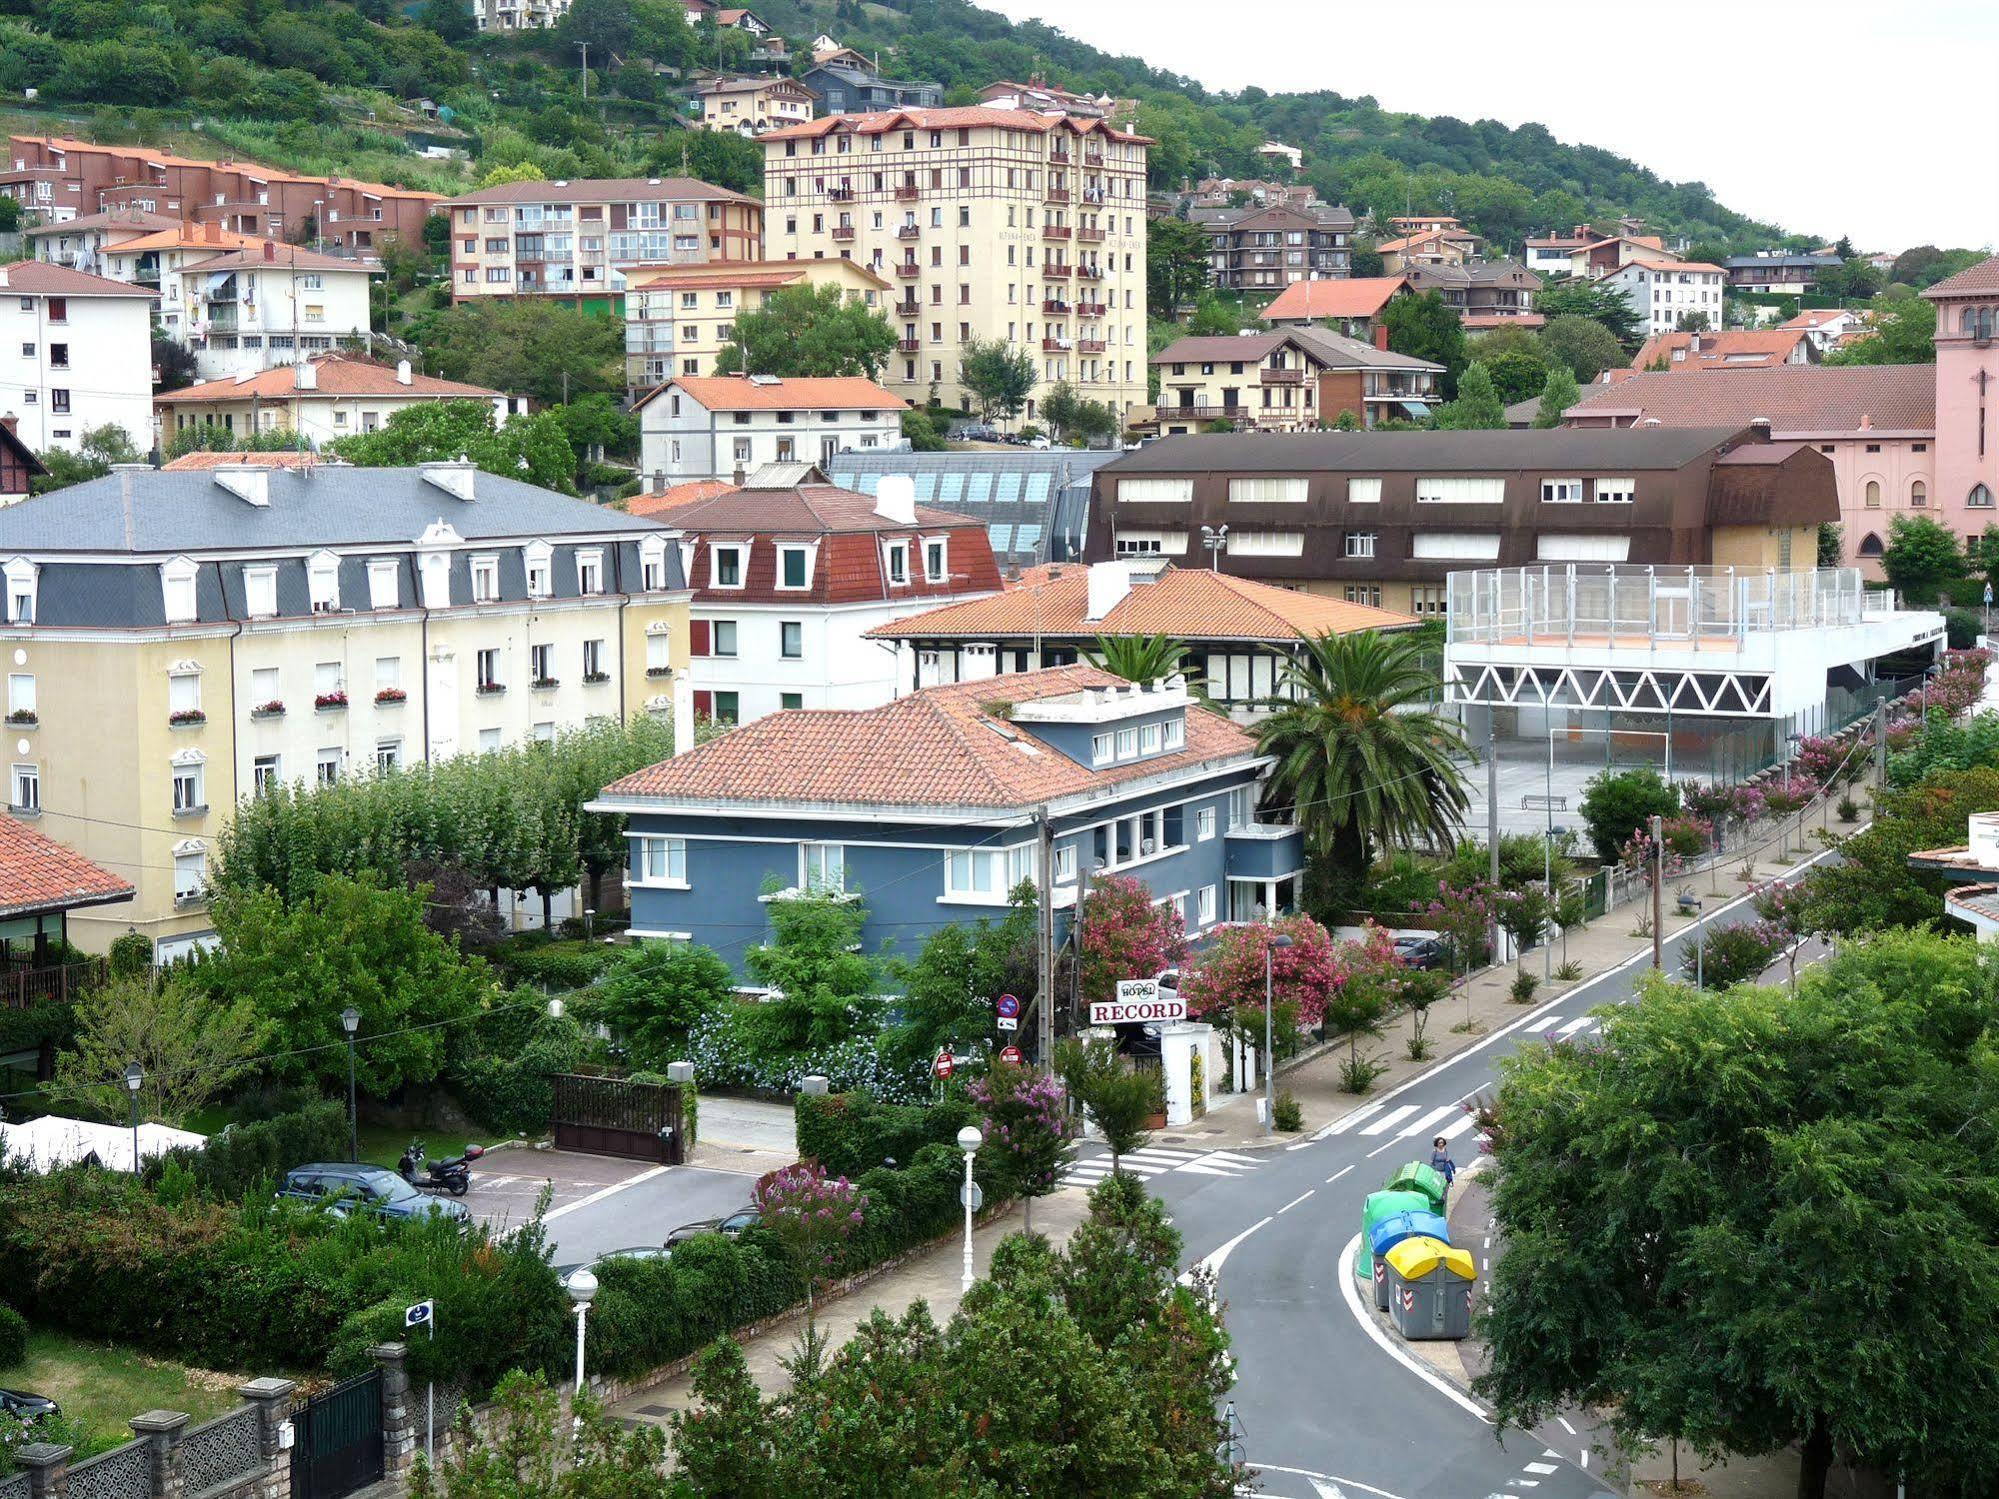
[932,1051,955,1080]
[999,1044,1023,1064]
[1090,977,1184,1027]
[995,993,1021,1019]
[995,1015,1018,1032]
[405,1300,434,1329]
[959,1180,983,1212]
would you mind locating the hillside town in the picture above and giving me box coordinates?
[0,3,1995,1498]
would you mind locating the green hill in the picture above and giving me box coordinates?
[0,0,1796,251]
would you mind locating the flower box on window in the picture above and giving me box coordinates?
[582,671,611,685]
[168,709,206,727]
[4,709,37,727]
[644,665,674,679]
[531,676,560,690]
[314,690,348,711]
[476,682,506,697]
[375,688,407,705]
[251,701,285,719]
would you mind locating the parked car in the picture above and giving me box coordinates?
[1393,933,1451,971]
[278,1163,470,1224]
[953,422,999,442]
[663,1206,760,1247]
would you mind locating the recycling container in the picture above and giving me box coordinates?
[1385,1160,1448,1215]
[1369,1208,1450,1270]
[1384,1234,1477,1340]
[1358,1189,1435,1283]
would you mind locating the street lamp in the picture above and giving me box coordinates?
[1200,525,1229,573]
[956,1125,983,1292]
[1263,934,1294,1137]
[564,1267,597,1403]
[122,1062,143,1173]
[340,1007,362,1163]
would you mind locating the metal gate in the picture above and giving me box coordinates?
[550,1072,685,1163]
[291,1369,383,1499]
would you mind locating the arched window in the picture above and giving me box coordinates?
[1858,532,1884,558]
[1864,480,1881,508]
[1964,307,1980,334]
[1983,308,1997,342]
[1911,479,1927,508]
[1972,484,1995,509]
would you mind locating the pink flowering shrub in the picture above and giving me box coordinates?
[753,1161,868,1300]
[1181,912,1342,1032]
[1426,880,1493,972]
[970,1063,1075,1200]
[1078,873,1186,1010]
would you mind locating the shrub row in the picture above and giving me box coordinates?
[0,1168,568,1395]
[492,938,621,993]
[795,1091,981,1179]
[142,1100,349,1200]
[586,1142,984,1379]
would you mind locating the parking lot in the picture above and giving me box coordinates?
[458,1146,662,1236]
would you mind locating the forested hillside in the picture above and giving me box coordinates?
[0,0,1797,251]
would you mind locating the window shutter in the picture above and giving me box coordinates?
[690,619,711,656]
[693,690,713,717]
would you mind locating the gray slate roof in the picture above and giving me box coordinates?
[1103,427,1749,475]
[0,465,666,556]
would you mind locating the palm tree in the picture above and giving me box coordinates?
[1257,631,1470,877]
[1088,632,1192,685]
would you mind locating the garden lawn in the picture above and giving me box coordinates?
[2,1331,245,1458]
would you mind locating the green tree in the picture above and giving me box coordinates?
[31,423,143,495]
[1539,314,1626,381]
[1532,277,1643,347]
[1817,521,1845,568]
[1475,935,1999,1499]
[475,161,547,189]
[409,1372,676,1499]
[201,875,492,1096]
[714,283,897,380]
[1435,359,1505,429]
[1087,633,1195,687]
[407,300,623,406]
[1826,290,1937,366]
[585,940,734,1066]
[958,337,1036,425]
[332,399,578,493]
[1881,513,1967,604]
[1055,1036,1163,1173]
[744,890,877,1050]
[1577,765,1680,864]
[1146,214,1209,318]
[1674,309,1711,333]
[1380,290,1466,395]
[1532,362,1580,427]
[1256,631,1471,878]
[51,970,271,1127]
[1478,346,1547,406]
[888,889,1038,1072]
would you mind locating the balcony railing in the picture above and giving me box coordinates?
[828,187,855,202]
[1042,225,1072,241]
[1042,337,1073,352]
[895,224,921,240]
[832,225,856,242]
[893,299,920,316]
[1045,186,1070,204]
[897,337,920,353]
[1077,300,1107,317]
[1044,263,1073,279]
[1157,403,1247,422]
[1261,367,1304,384]
[1083,150,1105,167]
[1,956,108,1011]
[1050,150,1073,165]
[1076,265,1102,281]
[895,261,922,279]
[1043,299,1072,315]
[1078,338,1106,353]
[1077,227,1105,243]
[895,184,921,202]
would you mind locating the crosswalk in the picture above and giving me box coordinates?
[1059,1143,1264,1190]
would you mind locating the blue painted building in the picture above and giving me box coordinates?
[587,664,1305,974]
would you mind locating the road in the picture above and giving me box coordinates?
[1061,859,1827,1499]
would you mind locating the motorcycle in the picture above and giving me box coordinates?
[398,1139,484,1197]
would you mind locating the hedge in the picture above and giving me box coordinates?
[586,1142,989,1379]
[795,1091,981,1178]
[492,938,621,993]
[0,998,76,1079]
[0,1302,25,1368]
[0,1168,568,1394]
[142,1100,350,1200]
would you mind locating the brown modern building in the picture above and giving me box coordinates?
[0,136,439,256]
[1084,427,1838,615]
[1403,259,1543,330]
[1191,201,1355,291]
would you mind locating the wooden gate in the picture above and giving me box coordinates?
[291,1369,383,1499]
[550,1072,685,1163]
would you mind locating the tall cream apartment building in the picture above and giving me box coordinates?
[0,462,691,958]
[759,108,1150,429]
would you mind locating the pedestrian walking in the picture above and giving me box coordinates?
[1431,1135,1456,1204]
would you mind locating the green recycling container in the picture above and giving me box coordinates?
[1358,1188,1434,1284]
[1385,1161,1447,1215]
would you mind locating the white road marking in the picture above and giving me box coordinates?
[1179,1162,1244,1177]
[1311,1482,1347,1499]
[1557,1417,1575,1435]
[1556,1016,1598,1036]
[540,1164,669,1224]
[1509,1481,1538,1489]
[1247,1463,1415,1499]
[1207,1150,1262,1164]
[1325,1165,1353,1185]
[1181,1214,1273,1284]
[1335,1233,1490,1423]
[1579,1452,1588,1469]
[1485,1237,1493,1251]
[1525,1462,1559,1474]
[1359,1104,1420,1136]
[1278,1189,1314,1214]
[1397,1104,1463,1139]
[1541,1450,1560,1459]
[1319,1102,1384,1136]
[1435,1113,1480,1142]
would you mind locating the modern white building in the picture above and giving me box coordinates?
[0,260,155,457]
[1604,259,1727,337]
[668,470,1002,724]
[175,243,379,380]
[637,374,907,487]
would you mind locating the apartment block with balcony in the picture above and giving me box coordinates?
[0,260,154,459]
[165,242,377,380]
[1404,259,1544,331]
[1192,202,1354,291]
[474,0,572,30]
[441,178,765,315]
[696,75,817,136]
[1604,258,1727,337]
[0,136,439,255]
[0,460,691,958]
[1150,328,1441,434]
[622,257,889,392]
[760,107,1151,429]
[24,208,182,274]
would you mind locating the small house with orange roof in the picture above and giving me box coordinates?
[869,556,1417,717]
[1262,276,1410,338]
[635,373,907,487]
[154,352,509,448]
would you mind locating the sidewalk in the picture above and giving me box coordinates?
[608,1189,1091,1431]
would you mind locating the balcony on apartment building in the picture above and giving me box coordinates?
[1042,224,1072,241]
[1046,185,1071,204]
[1082,149,1105,168]
[1044,262,1073,279]
[1077,227,1105,244]
[1158,402,1248,423]
[1042,336,1073,352]
[1260,367,1304,385]
[895,184,921,202]
[897,336,921,353]
[895,224,921,241]
[1077,299,1106,317]
[1076,264,1102,281]
[1043,298,1072,315]
[828,186,855,202]
[832,225,856,242]
[1049,148,1073,166]
[1078,338,1106,354]
[893,297,920,316]
[1081,187,1107,205]
[894,261,922,279]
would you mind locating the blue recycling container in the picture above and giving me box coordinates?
[1369,1209,1450,1264]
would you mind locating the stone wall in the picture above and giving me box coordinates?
[8,1378,295,1499]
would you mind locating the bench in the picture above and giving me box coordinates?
[1521,794,1568,811]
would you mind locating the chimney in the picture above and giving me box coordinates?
[262,239,274,262]
[0,414,15,435]
[1373,322,1390,351]
[1085,560,1132,621]
[294,360,317,391]
[1749,417,1773,442]
[418,458,478,501]
[673,680,697,756]
[211,464,270,507]
[732,464,746,488]
[874,474,916,525]
[396,359,412,386]
[1859,413,1873,430]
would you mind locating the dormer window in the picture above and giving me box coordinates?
[1114,726,1137,759]
[471,555,501,603]
[3,558,37,624]
[778,546,811,590]
[885,541,909,585]
[640,537,669,591]
[525,541,554,599]
[244,566,278,620]
[1091,731,1113,765]
[1139,722,1161,754]
[576,548,605,595]
[1163,717,1186,751]
[161,557,198,624]
[712,545,745,588]
[924,539,947,582]
[367,559,400,610]
[307,551,340,612]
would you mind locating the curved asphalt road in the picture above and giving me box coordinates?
[1066,856,1833,1499]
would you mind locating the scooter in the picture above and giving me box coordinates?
[398,1139,484,1197]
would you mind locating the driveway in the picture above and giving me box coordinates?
[460,1146,659,1237]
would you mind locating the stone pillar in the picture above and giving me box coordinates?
[236,1377,297,1499]
[129,1411,188,1499]
[370,1343,416,1478]
[14,1442,71,1499]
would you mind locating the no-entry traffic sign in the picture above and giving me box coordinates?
[999,1044,1023,1064]
[932,1051,955,1079]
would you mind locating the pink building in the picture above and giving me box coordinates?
[1925,257,1999,550]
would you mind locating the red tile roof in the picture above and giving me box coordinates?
[759,107,1151,144]
[636,374,905,414]
[1262,277,1408,322]
[156,354,499,405]
[600,664,1256,809]
[1922,256,1999,297]
[624,258,890,292]
[180,244,380,275]
[1566,364,1935,433]
[1632,328,1812,372]
[0,818,134,920]
[162,450,331,471]
[869,562,1416,642]
[627,479,738,516]
[0,260,157,298]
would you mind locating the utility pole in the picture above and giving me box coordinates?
[1035,806,1055,1072]
[1874,698,1888,791]
[1649,813,1665,971]
[1486,715,1500,962]
[577,43,590,101]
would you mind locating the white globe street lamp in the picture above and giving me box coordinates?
[957,1125,984,1293]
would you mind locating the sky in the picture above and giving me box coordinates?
[977,0,1999,252]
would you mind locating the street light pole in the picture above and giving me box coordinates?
[122,1061,143,1173]
[340,1007,362,1163]
[564,1267,596,1425]
[957,1125,983,1292]
[1263,933,1294,1136]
